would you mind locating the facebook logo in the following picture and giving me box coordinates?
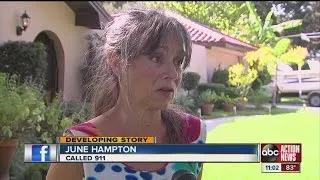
[32,145,50,162]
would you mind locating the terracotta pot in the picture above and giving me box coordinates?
[201,103,214,115]
[0,139,19,180]
[223,103,234,112]
[236,101,247,110]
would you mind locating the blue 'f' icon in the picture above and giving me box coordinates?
[32,145,50,162]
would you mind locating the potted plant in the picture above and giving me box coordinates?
[198,90,217,115]
[0,73,46,179]
[236,97,248,110]
[219,93,236,112]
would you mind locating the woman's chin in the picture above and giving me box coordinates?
[152,101,171,110]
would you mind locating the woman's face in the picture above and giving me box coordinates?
[124,35,186,110]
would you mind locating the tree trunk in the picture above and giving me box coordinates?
[298,64,302,98]
[272,65,278,108]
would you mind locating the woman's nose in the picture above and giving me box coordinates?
[163,61,179,80]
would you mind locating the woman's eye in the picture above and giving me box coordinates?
[150,56,161,63]
[174,58,184,67]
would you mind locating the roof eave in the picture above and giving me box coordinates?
[65,1,112,29]
[193,40,257,52]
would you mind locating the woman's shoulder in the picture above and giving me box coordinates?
[181,113,207,144]
[64,121,100,137]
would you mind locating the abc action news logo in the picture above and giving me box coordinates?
[261,144,301,162]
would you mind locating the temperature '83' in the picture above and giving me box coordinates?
[286,164,296,171]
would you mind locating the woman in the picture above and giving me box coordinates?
[47,9,207,180]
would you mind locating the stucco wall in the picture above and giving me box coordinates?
[207,46,245,82]
[0,2,91,101]
[185,44,208,83]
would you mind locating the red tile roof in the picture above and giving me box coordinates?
[165,11,257,51]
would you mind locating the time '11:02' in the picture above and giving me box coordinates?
[266,165,279,170]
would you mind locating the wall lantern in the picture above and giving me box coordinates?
[16,10,30,36]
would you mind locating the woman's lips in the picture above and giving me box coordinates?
[157,88,174,97]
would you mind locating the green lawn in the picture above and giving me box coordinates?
[201,108,297,119]
[202,110,320,180]
[281,97,306,105]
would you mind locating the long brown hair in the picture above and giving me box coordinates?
[85,9,192,144]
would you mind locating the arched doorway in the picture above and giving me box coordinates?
[34,31,64,103]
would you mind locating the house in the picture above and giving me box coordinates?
[0,1,111,101]
[165,11,257,83]
[0,2,256,101]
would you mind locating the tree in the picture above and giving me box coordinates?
[252,1,320,56]
[181,72,201,95]
[228,63,258,98]
[146,1,252,43]
[245,38,308,106]
[146,1,303,48]
[103,1,147,14]
[238,2,303,47]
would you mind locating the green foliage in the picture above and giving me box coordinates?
[257,68,272,85]
[252,68,272,90]
[211,67,229,86]
[147,1,303,47]
[10,143,50,180]
[0,41,47,88]
[198,83,225,96]
[273,38,291,57]
[217,92,237,104]
[173,93,196,114]
[198,90,217,104]
[224,87,241,98]
[61,101,92,124]
[241,2,302,47]
[228,63,258,97]
[245,38,307,76]
[146,1,247,38]
[247,88,271,108]
[280,46,308,66]
[0,73,46,139]
[35,96,74,143]
[181,72,201,92]
[251,78,262,90]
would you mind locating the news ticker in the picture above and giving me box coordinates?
[24,138,301,164]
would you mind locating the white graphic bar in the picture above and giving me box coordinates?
[261,163,282,173]
[59,154,258,162]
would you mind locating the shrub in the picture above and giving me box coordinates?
[251,78,263,90]
[198,90,217,104]
[173,93,196,114]
[0,41,47,88]
[198,83,225,95]
[61,101,92,124]
[35,95,74,143]
[181,72,201,93]
[0,73,46,139]
[10,143,50,180]
[257,68,272,85]
[247,88,271,108]
[217,92,237,104]
[228,63,258,98]
[211,67,229,86]
[224,87,241,98]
